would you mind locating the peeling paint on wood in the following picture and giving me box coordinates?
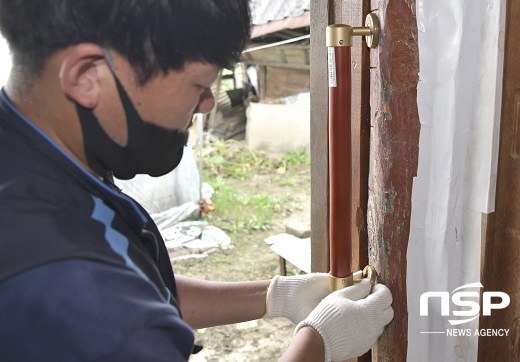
[368,0,420,361]
[311,0,420,360]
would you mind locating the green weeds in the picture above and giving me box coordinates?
[197,138,308,234]
[281,147,310,167]
[201,138,273,181]
[205,176,288,234]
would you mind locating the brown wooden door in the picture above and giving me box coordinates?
[310,1,420,361]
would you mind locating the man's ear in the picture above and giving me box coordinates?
[59,43,105,109]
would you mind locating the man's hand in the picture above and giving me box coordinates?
[264,273,330,325]
[296,279,393,362]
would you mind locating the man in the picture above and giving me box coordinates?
[0,1,393,361]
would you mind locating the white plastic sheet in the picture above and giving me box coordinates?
[407,0,506,361]
[116,143,202,214]
[0,35,12,86]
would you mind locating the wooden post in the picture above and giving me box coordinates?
[368,0,420,361]
[310,0,331,274]
[479,0,520,360]
[257,65,267,101]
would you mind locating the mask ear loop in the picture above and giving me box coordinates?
[101,47,117,74]
[100,47,134,97]
[101,46,189,151]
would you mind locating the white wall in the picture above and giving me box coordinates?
[246,101,310,158]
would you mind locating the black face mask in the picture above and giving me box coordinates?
[76,49,189,180]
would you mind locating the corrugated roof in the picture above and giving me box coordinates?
[251,0,310,26]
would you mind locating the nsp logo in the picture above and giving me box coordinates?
[420,282,510,325]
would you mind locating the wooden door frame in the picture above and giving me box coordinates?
[309,1,370,285]
[310,1,420,361]
[310,1,371,361]
[479,0,520,360]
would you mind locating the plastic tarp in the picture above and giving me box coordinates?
[407,0,506,361]
[0,35,12,86]
[116,143,213,230]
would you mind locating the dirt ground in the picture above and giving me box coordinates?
[171,166,311,361]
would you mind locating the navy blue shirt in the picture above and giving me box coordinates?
[0,260,193,361]
[0,90,195,360]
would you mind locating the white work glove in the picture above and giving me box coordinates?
[264,273,330,325]
[296,279,393,362]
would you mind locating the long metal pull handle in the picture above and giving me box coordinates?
[326,14,380,292]
[328,42,353,282]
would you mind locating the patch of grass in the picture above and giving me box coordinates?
[273,169,308,187]
[200,137,274,181]
[195,139,308,234]
[198,138,310,181]
[205,176,288,235]
[281,147,310,167]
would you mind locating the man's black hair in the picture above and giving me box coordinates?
[0,0,251,84]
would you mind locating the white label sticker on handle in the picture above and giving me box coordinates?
[328,47,337,88]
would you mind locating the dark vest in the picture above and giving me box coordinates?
[0,91,180,313]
